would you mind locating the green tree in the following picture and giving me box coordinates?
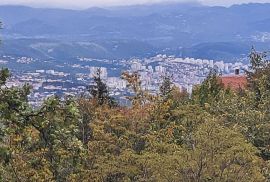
[159,74,173,101]
[192,69,224,106]
[246,48,270,105]
[177,120,265,181]
[89,68,116,107]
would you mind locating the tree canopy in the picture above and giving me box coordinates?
[0,43,270,181]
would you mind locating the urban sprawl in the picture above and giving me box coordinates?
[0,55,248,106]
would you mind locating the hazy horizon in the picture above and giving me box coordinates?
[0,0,269,9]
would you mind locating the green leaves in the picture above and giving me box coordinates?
[0,58,270,181]
[89,68,116,107]
[192,69,224,106]
[159,74,173,101]
[0,68,10,86]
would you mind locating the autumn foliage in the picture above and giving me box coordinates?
[1,49,270,181]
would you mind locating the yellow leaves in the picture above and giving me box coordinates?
[204,103,210,110]
[3,66,270,182]
[12,134,22,143]
[182,120,266,181]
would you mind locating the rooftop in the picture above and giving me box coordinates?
[220,75,247,91]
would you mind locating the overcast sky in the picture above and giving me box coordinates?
[0,0,269,9]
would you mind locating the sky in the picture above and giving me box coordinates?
[0,0,269,9]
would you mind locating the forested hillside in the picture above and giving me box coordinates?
[2,3,270,60]
[1,48,270,181]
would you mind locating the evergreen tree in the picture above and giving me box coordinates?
[159,74,173,101]
[89,68,115,106]
[244,48,270,160]
[193,69,224,106]
[246,47,270,104]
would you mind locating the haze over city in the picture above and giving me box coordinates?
[0,0,269,9]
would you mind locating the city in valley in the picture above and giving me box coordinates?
[0,54,248,106]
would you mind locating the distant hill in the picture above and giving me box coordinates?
[181,42,251,61]
[1,3,270,61]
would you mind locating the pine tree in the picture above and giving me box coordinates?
[159,74,173,101]
[89,68,115,106]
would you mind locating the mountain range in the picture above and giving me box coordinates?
[1,2,270,61]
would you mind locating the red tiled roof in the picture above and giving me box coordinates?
[220,75,247,90]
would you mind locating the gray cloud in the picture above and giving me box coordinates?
[0,0,269,9]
